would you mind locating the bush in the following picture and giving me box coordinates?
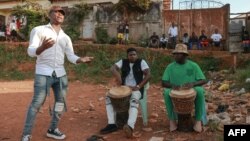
[64,26,80,42]
[109,37,118,45]
[95,26,110,44]
[137,35,148,47]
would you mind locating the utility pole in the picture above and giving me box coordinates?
[172,0,174,10]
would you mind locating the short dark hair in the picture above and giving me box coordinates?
[127,47,137,54]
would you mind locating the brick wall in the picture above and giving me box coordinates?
[163,4,230,47]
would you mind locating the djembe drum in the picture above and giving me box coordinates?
[107,86,132,128]
[170,88,197,131]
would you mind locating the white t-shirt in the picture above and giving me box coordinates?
[168,26,178,37]
[115,59,149,87]
[211,33,222,42]
[10,22,16,31]
[160,37,168,42]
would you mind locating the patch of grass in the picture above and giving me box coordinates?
[0,44,35,80]
[230,65,250,91]
[0,43,238,85]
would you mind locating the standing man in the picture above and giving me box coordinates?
[117,22,124,44]
[162,44,207,132]
[100,48,151,138]
[168,22,178,49]
[124,21,129,45]
[21,6,94,141]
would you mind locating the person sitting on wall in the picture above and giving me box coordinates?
[160,34,168,49]
[199,30,209,49]
[182,33,189,48]
[149,32,160,48]
[211,29,222,47]
[242,26,250,52]
[188,32,200,50]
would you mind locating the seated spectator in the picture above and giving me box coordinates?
[211,29,222,47]
[242,26,250,52]
[10,20,18,42]
[182,33,189,47]
[189,32,200,50]
[5,24,11,41]
[160,34,168,49]
[199,30,209,48]
[149,32,159,48]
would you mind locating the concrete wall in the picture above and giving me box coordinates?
[163,4,230,46]
[96,2,163,43]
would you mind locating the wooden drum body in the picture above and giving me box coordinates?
[170,88,197,132]
[107,86,132,113]
[170,88,196,114]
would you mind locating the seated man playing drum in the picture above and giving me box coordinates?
[100,47,151,138]
[162,44,207,132]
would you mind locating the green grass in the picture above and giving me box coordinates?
[0,43,232,84]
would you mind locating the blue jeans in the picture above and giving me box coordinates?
[170,37,177,49]
[189,42,201,50]
[22,74,68,136]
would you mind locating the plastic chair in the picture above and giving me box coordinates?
[139,83,149,126]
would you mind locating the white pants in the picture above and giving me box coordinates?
[105,91,141,129]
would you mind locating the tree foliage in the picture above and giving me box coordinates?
[64,2,91,41]
[113,0,151,19]
[11,0,48,40]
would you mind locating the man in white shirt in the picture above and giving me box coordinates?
[100,48,151,138]
[168,22,178,49]
[160,34,168,49]
[21,6,94,141]
[211,29,222,47]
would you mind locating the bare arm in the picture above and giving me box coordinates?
[137,68,151,89]
[162,80,180,89]
[76,56,94,64]
[162,79,208,90]
[110,64,122,85]
[183,79,208,88]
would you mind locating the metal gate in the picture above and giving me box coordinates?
[229,12,250,53]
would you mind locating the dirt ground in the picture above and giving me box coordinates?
[0,80,222,141]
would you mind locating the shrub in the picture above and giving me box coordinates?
[95,26,110,44]
[109,37,118,45]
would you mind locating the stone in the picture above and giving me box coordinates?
[149,137,164,141]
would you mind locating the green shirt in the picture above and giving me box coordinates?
[162,60,205,86]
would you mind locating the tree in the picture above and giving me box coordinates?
[64,2,91,41]
[113,0,151,20]
[11,0,48,40]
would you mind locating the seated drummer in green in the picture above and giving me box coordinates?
[162,43,207,132]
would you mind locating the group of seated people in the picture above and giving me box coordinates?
[148,29,223,50]
[242,26,250,52]
[182,29,222,50]
[148,32,168,49]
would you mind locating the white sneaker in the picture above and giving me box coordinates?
[46,128,66,140]
[21,135,31,141]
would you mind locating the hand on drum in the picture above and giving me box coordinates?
[172,83,194,90]
[110,77,122,87]
[182,82,194,89]
[130,86,140,91]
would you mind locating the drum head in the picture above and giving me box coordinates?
[170,88,196,98]
[108,86,132,98]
